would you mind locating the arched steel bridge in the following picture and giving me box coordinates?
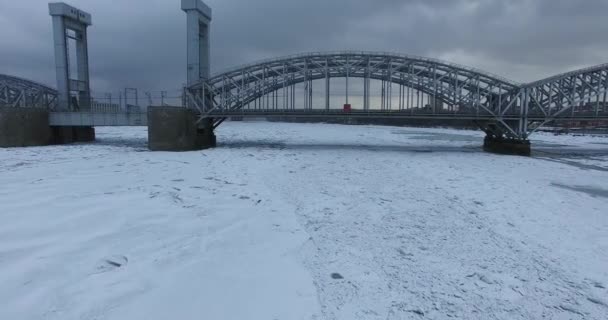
[4,51,608,140]
[185,51,608,140]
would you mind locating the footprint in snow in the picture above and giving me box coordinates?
[331,273,344,280]
[95,255,128,273]
[466,272,494,285]
[587,297,608,307]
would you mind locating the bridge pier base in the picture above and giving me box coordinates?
[0,108,96,147]
[50,126,96,144]
[483,135,531,156]
[148,106,215,151]
[0,108,52,147]
[197,117,216,149]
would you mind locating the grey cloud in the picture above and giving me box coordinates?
[1,0,607,94]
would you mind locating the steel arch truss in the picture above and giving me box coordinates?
[0,74,57,109]
[186,51,520,131]
[515,64,608,136]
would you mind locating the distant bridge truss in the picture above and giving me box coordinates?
[0,74,57,109]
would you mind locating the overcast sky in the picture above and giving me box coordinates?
[1,0,607,95]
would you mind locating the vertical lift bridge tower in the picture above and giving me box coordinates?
[49,2,92,111]
[182,0,212,85]
[148,0,215,151]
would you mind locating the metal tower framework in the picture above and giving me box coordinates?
[49,2,92,111]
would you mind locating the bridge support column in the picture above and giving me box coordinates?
[483,135,531,156]
[148,106,215,151]
[197,117,216,149]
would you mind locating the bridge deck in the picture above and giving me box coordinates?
[48,110,608,126]
[205,110,608,121]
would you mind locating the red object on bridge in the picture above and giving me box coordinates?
[343,104,352,112]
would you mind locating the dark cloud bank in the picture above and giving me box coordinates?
[1,0,607,93]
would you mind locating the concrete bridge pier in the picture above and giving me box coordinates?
[147,106,215,151]
[50,126,96,144]
[483,135,531,156]
[0,108,52,147]
[197,117,217,149]
[478,121,531,156]
[0,108,95,147]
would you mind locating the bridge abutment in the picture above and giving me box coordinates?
[147,106,215,151]
[483,135,531,156]
[0,108,95,147]
[0,108,52,147]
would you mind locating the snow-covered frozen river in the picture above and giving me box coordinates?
[1,122,607,320]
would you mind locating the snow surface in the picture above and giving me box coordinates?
[1,122,607,320]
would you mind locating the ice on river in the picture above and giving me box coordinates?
[1,122,607,319]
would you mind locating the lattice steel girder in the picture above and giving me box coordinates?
[186,52,608,140]
[193,52,518,115]
[199,53,517,98]
[519,64,608,134]
[0,74,58,109]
